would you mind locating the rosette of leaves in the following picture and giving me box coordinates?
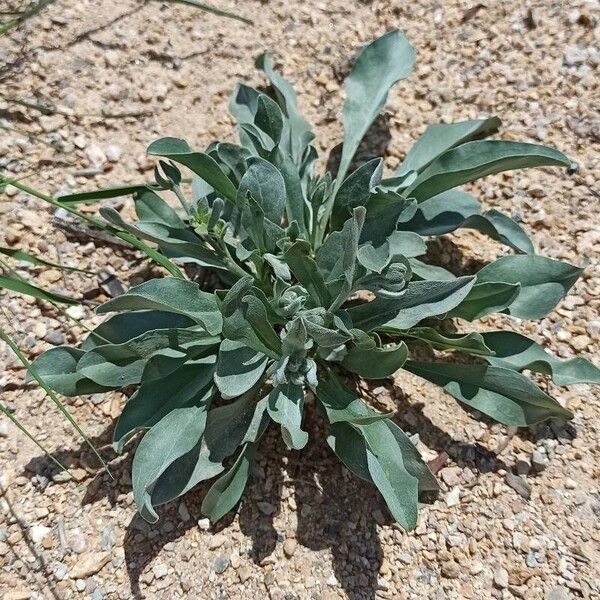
[30,31,600,529]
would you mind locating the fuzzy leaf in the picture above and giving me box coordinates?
[255,54,314,164]
[133,404,210,522]
[267,382,308,450]
[134,189,183,227]
[237,158,286,224]
[201,443,256,522]
[254,94,284,144]
[215,339,268,399]
[396,117,501,175]
[97,278,223,335]
[480,331,600,386]
[220,277,282,358]
[27,347,114,396]
[475,255,583,319]
[82,311,194,350]
[405,141,571,202]
[449,282,521,321]
[402,327,493,356]
[147,137,237,201]
[284,241,331,306]
[349,277,475,331]
[113,359,215,452]
[77,329,217,387]
[337,31,415,186]
[403,361,573,426]
[342,342,408,379]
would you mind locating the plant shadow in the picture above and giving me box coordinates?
[18,387,576,599]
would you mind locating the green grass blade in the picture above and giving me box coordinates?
[0,273,81,305]
[2,178,184,278]
[0,246,95,274]
[0,326,113,478]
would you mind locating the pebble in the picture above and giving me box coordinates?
[283,538,297,558]
[105,145,122,163]
[213,556,230,574]
[197,518,210,531]
[505,472,531,500]
[441,561,460,579]
[564,478,577,490]
[53,562,68,581]
[44,330,66,346]
[69,553,111,579]
[494,568,509,589]
[85,144,106,167]
[208,534,226,550]
[531,450,549,472]
[546,586,571,600]
[75,579,86,592]
[444,487,460,507]
[29,525,51,544]
[258,501,277,515]
[152,563,168,579]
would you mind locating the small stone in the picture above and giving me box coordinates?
[545,585,570,600]
[86,144,106,167]
[73,136,87,149]
[564,478,577,490]
[53,562,68,580]
[44,330,66,346]
[213,555,229,574]
[531,450,548,472]
[52,470,72,482]
[444,487,460,507]
[570,335,591,351]
[197,518,210,531]
[505,472,531,500]
[469,562,483,575]
[494,568,509,589]
[563,46,587,66]
[69,552,111,579]
[65,305,86,320]
[75,579,86,592]
[104,145,122,163]
[441,561,460,579]
[208,534,226,550]
[152,563,168,579]
[258,501,277,516]
[178,502,190,521]
[2,592,32,600]
[440,466,462,486]
[30,525,51,544]
[515,459,531,476]
[69,533,86,553]
[238,566,251,583]
[104,51,119,67]
[325,574,339,586]
[283,538,297,558]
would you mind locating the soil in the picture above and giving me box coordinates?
[1,1,599,599]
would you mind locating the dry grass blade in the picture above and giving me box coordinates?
[156,0,253,25]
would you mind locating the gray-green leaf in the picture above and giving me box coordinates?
[97,278,223,335]
[336,30,415,187]
[475,255,583,319]
[480,331,600,386]
[403,360,573,426]
[405,140,570,202]
[215,339,268,399]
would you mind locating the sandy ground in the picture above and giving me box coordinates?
[1,0,599,599]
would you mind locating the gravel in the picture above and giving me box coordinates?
[1,0,599,598]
